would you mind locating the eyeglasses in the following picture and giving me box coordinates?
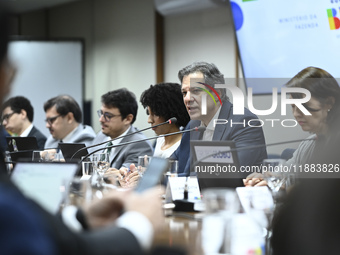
[182,87,205,98]
[1,112,16,122]
[97,110,121,122]
[45,115,62,125]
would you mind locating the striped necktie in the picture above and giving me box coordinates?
[101,141,113,161]
[106,141,113,154]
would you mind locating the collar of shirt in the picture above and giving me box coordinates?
[20,124,33,137]
[107,125,131,146]
[201,106,221,141]
[62,125,80,143]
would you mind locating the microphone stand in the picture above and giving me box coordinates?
[70,117,177,160]
[81,126,205,162]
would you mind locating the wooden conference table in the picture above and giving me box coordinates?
[153,210,204,255]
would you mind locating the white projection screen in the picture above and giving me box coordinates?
[7,40,84,137]
[229,0,340,94]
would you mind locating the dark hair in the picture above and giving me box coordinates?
[44,95,82,123]
[0,4,10,63]
[140,83,190,128]
[2,96,34,122]
[101,88,138,124]
[286,66,340,128]
[178,61,227,100]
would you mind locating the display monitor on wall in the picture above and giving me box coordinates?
[7,40,84,137]
[229,0,340,94]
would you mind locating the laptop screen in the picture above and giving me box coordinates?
[6,137,39,152]
[190,140,244,189]
[59,143,88,162]
[10,162,78,214]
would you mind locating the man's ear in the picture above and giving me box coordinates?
[66,112,75,123]
[123,114,133,125]
[20,109,27,119]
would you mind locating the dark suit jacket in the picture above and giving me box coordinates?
[28,125,47,150]
[171,101,267,188]
[0,156,144,255]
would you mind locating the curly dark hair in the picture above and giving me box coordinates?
[140,83,190,128]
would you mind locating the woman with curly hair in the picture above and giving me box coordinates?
[140,82,190,158]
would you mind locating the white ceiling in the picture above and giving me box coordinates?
[6,0,83,14]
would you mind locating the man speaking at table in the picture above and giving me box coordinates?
[171,62,267,187]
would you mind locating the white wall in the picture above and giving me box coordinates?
[17,0,156,135]
[48,0,156,134]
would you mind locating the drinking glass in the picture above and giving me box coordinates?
[165,159,178,177]
[81,156,94,176]
[32,150,43,162]
[92,153,110,187]
[137,155,152,176]
[202,188,239,254]
[262,159,287,194]
[64,177,92,207]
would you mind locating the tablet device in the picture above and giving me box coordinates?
[6,136,39,151]
[11,162,79,214]
[190,140,243,189]
[59,143,88,162]
[135,157,169,193]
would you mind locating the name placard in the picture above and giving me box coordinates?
[194,145,234,163]
[236,186,274,213]
[167,176,201,202]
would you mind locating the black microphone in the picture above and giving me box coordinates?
[70,117,177,160]
[81,126,205,162]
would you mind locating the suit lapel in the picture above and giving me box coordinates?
[189,120,201,140]
[109,127,134,167]
[212,101,232,141]
[27,126,35,137]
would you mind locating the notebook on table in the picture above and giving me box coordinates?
[10,162,79,214]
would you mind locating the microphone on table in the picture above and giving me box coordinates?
[70,117,177,160]
[81,126,206,162]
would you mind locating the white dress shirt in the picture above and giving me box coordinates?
[20,124,33,137]
[202,106,221,141]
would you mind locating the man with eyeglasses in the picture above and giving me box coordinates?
[44,95,96,149]
[90,88,153,169]
[1,96,46,150]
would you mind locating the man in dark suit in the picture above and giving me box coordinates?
[90,89,153,169]
[1,96,47,149]
[0,5,163,254]
[172,62,267,187]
